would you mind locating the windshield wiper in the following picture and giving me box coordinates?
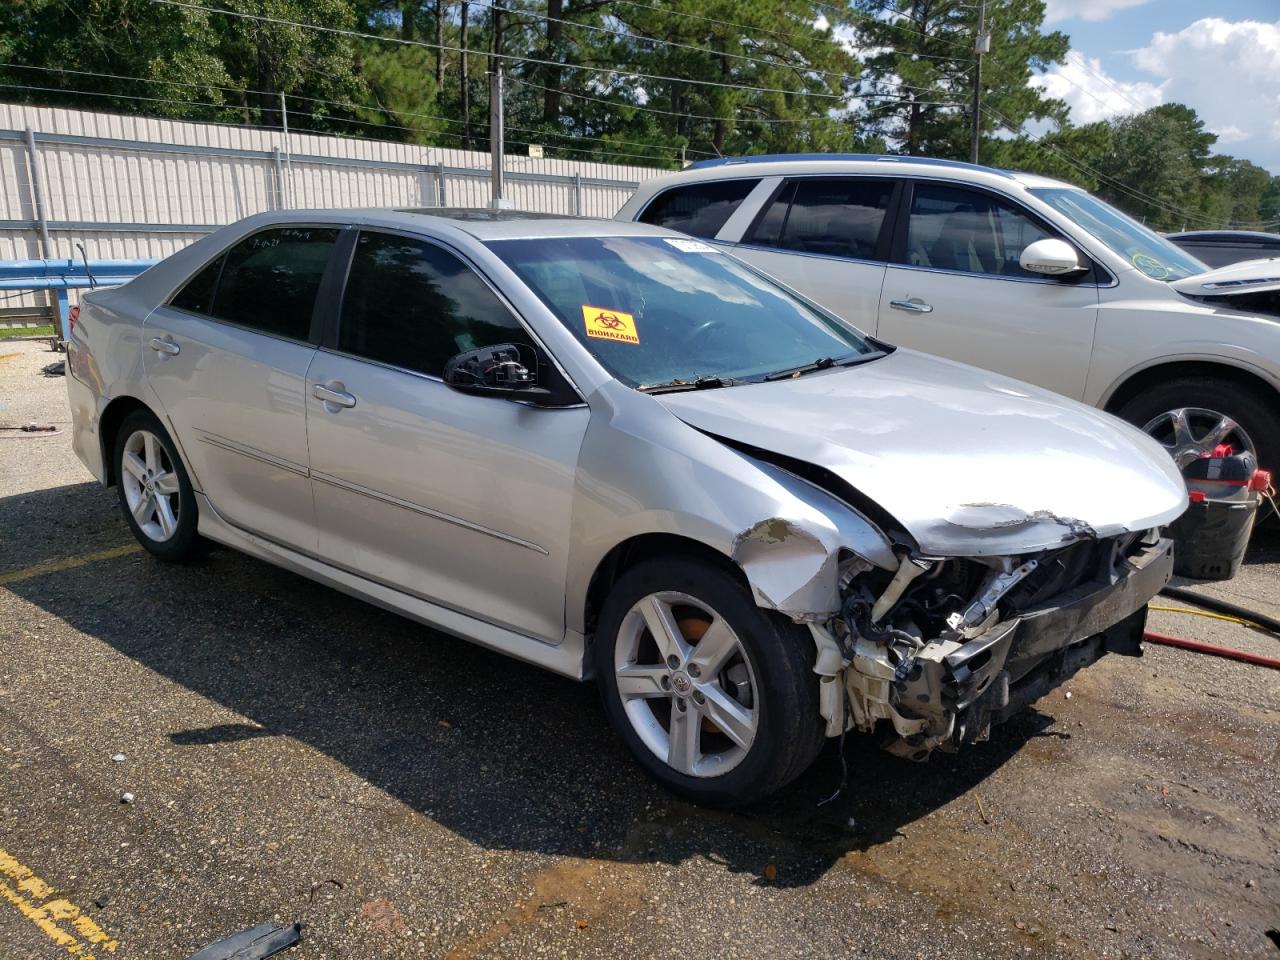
[764,351,883,381]
[641,375,736,394]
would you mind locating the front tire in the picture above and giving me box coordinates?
[1115,376,1280,476]
[594,557,825,807]
[113,409,201,560]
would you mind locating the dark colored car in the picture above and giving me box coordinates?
[1167,230,1280,269]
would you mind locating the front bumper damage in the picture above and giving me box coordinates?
[813,535,1175,758]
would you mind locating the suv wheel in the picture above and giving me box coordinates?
[1116,377,1279,476]
[114,409,201,560]
[594,557,825,807]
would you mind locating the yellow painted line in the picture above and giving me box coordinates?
[0,847,119,956]
[0,544,142,587]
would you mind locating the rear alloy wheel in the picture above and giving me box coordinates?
[595,558,825,807]
[114,410,201,560]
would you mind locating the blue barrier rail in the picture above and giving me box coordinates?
[0,258,158,340]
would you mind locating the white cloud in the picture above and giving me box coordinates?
[1030,54,1163,124]
[1131,18,1280,168]
[1043,0,1152,25]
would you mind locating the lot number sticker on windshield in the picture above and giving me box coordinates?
[582,305,640,345]
[663,238,717,254]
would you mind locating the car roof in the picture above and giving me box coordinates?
[236,207,681,241]
[640,154,1076,194]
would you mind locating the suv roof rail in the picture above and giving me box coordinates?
[686,153,1016,178]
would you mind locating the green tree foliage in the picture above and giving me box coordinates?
[851,0,1069,158]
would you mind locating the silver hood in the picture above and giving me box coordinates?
[1171,257,1280,296]
[657,349,1187,557]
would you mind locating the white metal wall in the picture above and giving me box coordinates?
[0,102,667,309]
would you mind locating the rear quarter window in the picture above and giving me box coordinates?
[637,179,759,239]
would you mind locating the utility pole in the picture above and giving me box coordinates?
[489,63,512,209]
[969,0,988,165]
[279,91,294,207]
[460,1,471,149]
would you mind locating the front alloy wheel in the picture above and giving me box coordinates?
[1140,406,1256,469]
[615,591,758,778]
[595,557,825,807]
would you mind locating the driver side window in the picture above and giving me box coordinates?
[338,231,534,377]
[905,184,1056,279]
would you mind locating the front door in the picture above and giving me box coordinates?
[305,230,589,643]
[877,181,1099,399]
[143,225,340,550]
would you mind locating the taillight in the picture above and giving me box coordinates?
[68,305,80,333]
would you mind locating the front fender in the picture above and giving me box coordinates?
[565,386,897,634]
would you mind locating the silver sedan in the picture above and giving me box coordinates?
[66,209,1187,805]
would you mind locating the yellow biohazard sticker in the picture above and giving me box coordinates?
[582,305,640,345]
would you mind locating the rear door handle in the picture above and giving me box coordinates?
[313,382,357,410]
[889,298,934,314]
[149,336,180,356]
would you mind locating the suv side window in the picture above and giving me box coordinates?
[338,231,534,377]
[638,179,760,239]
[905,184,1056,278]
[173,226,339,339]
[768,178,895,260]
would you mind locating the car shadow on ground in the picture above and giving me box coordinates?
[8,481,1270,889]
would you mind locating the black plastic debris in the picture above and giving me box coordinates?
[186,921,302,960]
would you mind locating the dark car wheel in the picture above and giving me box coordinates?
[594,557,826,807]
[113,409,202,560]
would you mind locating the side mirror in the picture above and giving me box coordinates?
[444,343,546,398]
[1019,238,1087,277]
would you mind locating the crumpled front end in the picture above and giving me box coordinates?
[809,528,1174,758]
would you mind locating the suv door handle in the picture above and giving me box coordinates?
[313,382,357,410]
[889,298,934,314]
[149,336,180,356]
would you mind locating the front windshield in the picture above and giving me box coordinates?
[1031,187,1207,282]
[486,235,877,388]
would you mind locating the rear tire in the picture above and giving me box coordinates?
[113,409,202,561]
[594,557,826,807]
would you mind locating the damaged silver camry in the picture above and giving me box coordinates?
[67,209,1187,805]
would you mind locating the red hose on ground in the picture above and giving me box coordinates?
[1143,631,1280,670]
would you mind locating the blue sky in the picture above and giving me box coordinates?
[1036,0,1280,171]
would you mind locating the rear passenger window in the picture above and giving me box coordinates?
[171,254,224,314]
[905,185,1055,278]
[638,179,759,239]
[208,226,339,339]
[750,178,893,260]
[338,231,533,377]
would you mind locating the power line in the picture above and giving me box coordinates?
[146,0,846,101]
[0,60,711,157]
[0,79,684,164]
[474,0,880,96]
[507,75,966,124]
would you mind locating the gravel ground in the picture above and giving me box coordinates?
[1,338,1277,959]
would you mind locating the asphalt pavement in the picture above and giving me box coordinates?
[1,339,1277,959]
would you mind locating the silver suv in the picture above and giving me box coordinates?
[618,155,1280,475]
[67,209,1184,804]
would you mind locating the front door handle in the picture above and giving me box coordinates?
[149,336,180,356]
[313,382,357,410]
[889,298,934,314]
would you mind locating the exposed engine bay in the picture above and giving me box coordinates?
[808,529,1174,759]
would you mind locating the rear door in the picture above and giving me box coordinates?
[305,230,589,643]
[143,225,339,551]
[877,181,1099,399]
[725,177,897,333]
